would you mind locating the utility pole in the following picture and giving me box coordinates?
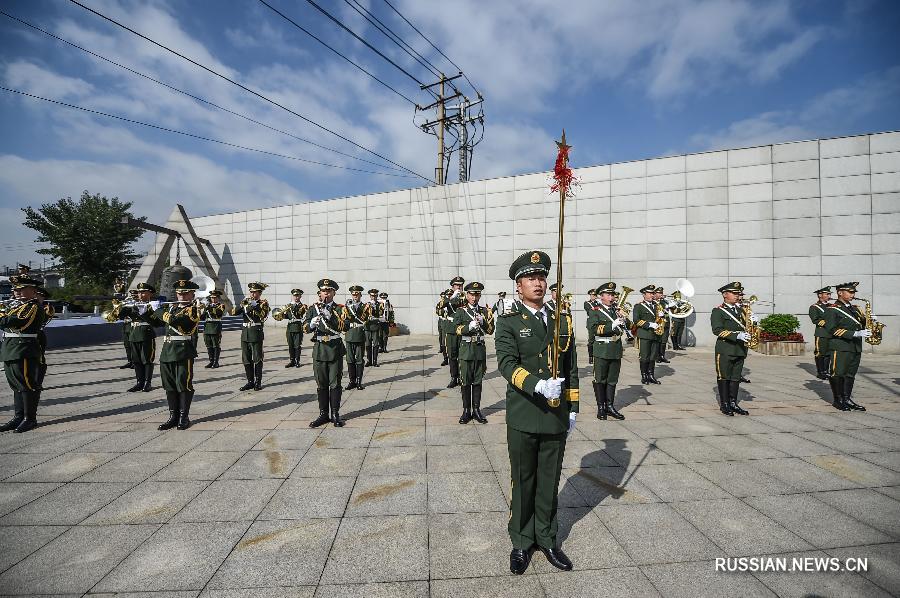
[437,76,445,184]
[419,73,462,185]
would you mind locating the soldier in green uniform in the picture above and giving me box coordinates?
[545,283,569,316]
[118,288,137,369]
[587,282,626,420]
[114,283,158,393]
[304,279,349,427]
[710,281,751,416]
[364,289,383,367]
[438,276,466,387]
[583,289,599,364]
[232,282,270,391]
[0,275,53,433]
[344,285,369,390]
[379,292,393,353]
[200,290,226,368]
[633,284,662,385]
[809,286,833,380]
[436,290,450,366]
[668,290,687,350]
[496,251,578,575]
[34,286,53,387]
[148,280,201,430]
[452,281,495,424]
[824,282,870,412]
[654,287,672,363]
[277,289,307,368]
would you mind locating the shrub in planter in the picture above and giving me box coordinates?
[759,314,804,342]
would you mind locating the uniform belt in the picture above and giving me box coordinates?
[132,322,150,327]
[314,335,334,342]
[594,336,618,343]
[443,316,453,321]
[461,336,484,343]
[2,332,38,338]
[243,322,262,327]
[350,322,364,328]
[165,335,192,342]
[205,318,221,322]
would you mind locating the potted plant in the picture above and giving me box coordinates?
[757,314,805,356]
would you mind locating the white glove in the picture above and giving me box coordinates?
[535,378,562,399]
[736,332,751,341]
[568,413,577,435]
[750,314,760,323]
[872,316,879,322]
[248,300,258,308]
[614,318,625,327]
[137,303,148,315]
[310,316,322,329]
[468,320,480,331]
[647,322,659,330]
[854,329,872,338]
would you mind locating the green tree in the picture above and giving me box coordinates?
[22,191,146,287]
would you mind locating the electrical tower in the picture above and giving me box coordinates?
[416,73,484,184]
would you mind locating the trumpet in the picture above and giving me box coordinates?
[272,306,286,321]
[0,298,23,316]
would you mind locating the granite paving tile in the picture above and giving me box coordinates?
[173,479,282,522]
[82,480,209,525]
[7,452,119,482]
[259,476,355,520]
[538,567,662,598]
[813,488,900,537]
[0,482,61,517]
[430,576,544,598]
[345,474,426,517]
[218,448,304,479]
[427,472,507,513]
[151,450,244,481]
[294,447,366,478]
[0,525,68,574]
[320,515,428,583]
[641,560,776,597]
[75,451,180,483]
[0,482,133,525]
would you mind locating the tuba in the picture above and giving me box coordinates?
[856,297,885,346]
[668,278,695,319]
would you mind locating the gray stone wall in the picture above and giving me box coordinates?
[168,131,899,352]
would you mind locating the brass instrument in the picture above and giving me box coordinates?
[0,298,23,317]
[614,286,635,339]
[856,297,885,346]
[667,278,696,319]
[740,295,771,350]
[653,302,667,336]
[272,306,286,321]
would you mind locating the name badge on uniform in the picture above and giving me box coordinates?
[519,328,532,338]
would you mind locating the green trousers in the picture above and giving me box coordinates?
[593,357,621,385]
[831,351,861,377]
[4,358,42,392]
[130,339,156,365]
[814,336,829,357]
[160,359,195,392]
[459,358,486,385]
[123,329,133,362]
[241,341,264,364]
[671,319,685,345]
[314,358,343,390]
[637,337,660,362]
[715,352,745,381]
[287,330,304,350]
[346,341,364,366]
[507,427,567,550]
[445,332,460,358]
[203,333,221,349]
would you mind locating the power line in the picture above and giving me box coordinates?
[0,9,407,174]
[254,0,418,106]
[300,0,426,87]
[0,86,418,178]
[381,0,481,98]
[342,0,442,80]
[67,0,433,183]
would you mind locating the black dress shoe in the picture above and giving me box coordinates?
[14,419,37,433]
[509,547,531,575]
[119,362,133,369]
[539,545,573,571]
[127,383,143,392]
[239,381,254,391]
[740,376,751,383]
[447,379,459,389]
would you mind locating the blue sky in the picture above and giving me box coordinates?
[1,0,898,269]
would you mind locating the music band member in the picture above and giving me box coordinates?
[232,282,270,391]
[283,289,308,368]
[304,279,349,427]
[116,283,157,393]
[379,292,393,353]
[436,289,450,366]
[344,285,369,390]
[365,289,383,367]
[633,285,662,385]
[809,286,833,380]
[452,281,494,424]
[201,290,226,368]
[588,282,625,420]
[711,282,750,416]
[824,282,871,412]
[438,277,466,387]
[584,289,599,364]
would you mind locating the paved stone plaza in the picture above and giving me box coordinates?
[1,332,898,597]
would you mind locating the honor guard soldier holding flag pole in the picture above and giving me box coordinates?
[588,282,626,420]
[304,279,349,427]
[438,277,466,387]
[365,289,384,367]
[824,282,872,412]
[452,281,495,424]
[344,285,369,390]
[275,289,307,368]
[114,283,158,393]
[810,286,833,380]
[201,290,226,368]
[711,282,751,416]
[633,284,662,385]
[498,132,579,575]
[232,282,270,391]
[149,280,201,430]
[0,275,53,433]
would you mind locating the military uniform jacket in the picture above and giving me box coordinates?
[344,301,369,344]
[544,299,570,317]
[119,304,157,343]
[632,302,660,340]
[809,302,831,339]
[303,302,348,360]
[383,300,394,324]
[587,304,624,360]
[495,303,580,435]
[283,303,308,333]
[150,304,200,362]
[201,303,226,335]
[366,301,385,332]
[710,304,749,357]
[437,293,465,329]
[825,302,865,353]
[452,304,495,361]
[583,300,599,316]
[232,299,270,342]
[0,299,50,361]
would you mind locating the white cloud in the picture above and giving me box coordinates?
[4,61,94,99]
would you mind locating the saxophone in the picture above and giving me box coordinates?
[653,302,666,336]
[857,297,885,346]
[742,295,761,350]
